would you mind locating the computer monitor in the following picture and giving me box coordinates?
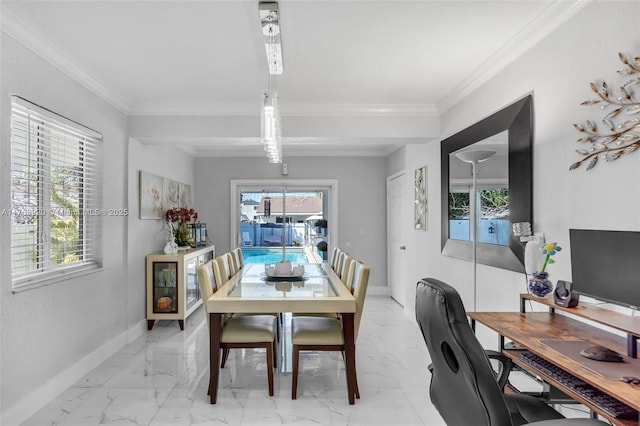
[569,229,640,309]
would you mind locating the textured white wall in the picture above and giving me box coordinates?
[1,35,129,423]
[395,2,640,347]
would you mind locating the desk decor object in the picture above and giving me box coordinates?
[528,242,561,297]
[528,272,553,297]
[554,280,580,307]
[570,52,640,171]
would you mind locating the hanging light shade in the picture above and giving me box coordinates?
[262,90,282,163]
[259,1,283,163]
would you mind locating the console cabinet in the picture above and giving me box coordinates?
[146,245,215,330]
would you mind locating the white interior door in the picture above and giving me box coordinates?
[387,172,406,306]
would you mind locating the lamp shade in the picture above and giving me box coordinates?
[455,149,496,164]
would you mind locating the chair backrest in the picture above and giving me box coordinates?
[330,247,341,269]
[234,247,244,269]
[211,256,229,288]
[217,254,232,279]
[197,260,216,326]
[415,278,511,426]
[340,254,353,280]
[227,251,239,275]
[351,261,370,341]
[343,259,356,292]
[335,251,346,276]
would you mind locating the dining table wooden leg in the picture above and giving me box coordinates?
[209,312,222,404]
[342,312,356,405]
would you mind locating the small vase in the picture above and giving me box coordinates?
[164,235,178,254]
[528,271,553,297]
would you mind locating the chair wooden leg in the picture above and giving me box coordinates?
[266,343,274,396]
[221,347,230,368]
[341,349,359,398]
[353,356,360,399]
[292,345,300,399]
[272,338,278,368]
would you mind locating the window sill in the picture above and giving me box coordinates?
[12,264,103,293]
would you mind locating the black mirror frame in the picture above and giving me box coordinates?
[440,95,533,272]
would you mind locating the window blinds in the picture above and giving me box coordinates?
[10,96,103,289]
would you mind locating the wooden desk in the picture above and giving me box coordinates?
[468,309,640,426]
[205,263,357,404]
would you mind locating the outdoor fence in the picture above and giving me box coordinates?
[449,219,510,245]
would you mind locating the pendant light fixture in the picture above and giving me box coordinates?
[260,2,283,163]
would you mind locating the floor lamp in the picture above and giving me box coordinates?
[455,149,496,311]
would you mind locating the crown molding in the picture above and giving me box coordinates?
[1,5,131,114]
[129,101,438,117]
[438,0,592,113]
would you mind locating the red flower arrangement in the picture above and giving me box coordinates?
[165,207,198,224]
[165,207,198,247]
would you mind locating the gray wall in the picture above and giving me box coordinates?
[126,139,195,336]
[391,1,640,345]
[1,35,129,422]
[194,156,387,290]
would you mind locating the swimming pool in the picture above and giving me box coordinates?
[242,248,310,264]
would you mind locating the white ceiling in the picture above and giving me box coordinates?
[1,0,588,158]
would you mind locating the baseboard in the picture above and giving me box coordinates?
[2,319,147,426]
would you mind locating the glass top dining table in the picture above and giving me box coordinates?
[205,262,358,404]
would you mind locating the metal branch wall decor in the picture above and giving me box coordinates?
[570,52,640,171]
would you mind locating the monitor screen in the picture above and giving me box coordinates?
[570,229,640,309]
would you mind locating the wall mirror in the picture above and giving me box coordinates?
[440,95,532,272]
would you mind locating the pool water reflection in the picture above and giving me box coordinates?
[242,247,309,264]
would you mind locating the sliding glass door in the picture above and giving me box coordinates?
[231,180,337,265]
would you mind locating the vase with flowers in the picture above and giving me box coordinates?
[528,242,562,297]
[165,207,198,249]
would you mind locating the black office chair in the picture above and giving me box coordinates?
[415,278,607,426]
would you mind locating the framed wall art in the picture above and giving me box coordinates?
[139,171,163,219]
[178,182,192,209]
[414,165,427,230]
[139,171,192,220]
[163,179,180,210]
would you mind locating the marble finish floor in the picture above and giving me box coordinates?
[22,296,446,426]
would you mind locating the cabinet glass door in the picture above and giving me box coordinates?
[153,261,178,313]
[185,257,198,309]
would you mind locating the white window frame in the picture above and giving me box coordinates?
[10,96,103,292]
[230,179,338,256]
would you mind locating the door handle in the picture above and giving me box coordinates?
[400,246,406,250]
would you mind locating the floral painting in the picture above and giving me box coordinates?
[163,179,180,210]
[178,183,192,209]
[139,171,163,219]
[414,166,427,230]
[139,172,192,220]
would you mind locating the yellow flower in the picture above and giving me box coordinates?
[540,242,562,273]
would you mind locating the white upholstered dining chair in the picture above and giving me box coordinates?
[197,261,277,396]
[290,260,370,399]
